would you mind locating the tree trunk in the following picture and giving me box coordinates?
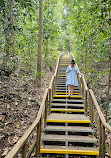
[36,0,44,87]
[45,37,48,68]
[106,38,111,121]
[3,0,15,70]
[106,6,111,121]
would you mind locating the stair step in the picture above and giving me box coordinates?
[56,92,79,95]
[57,82,66,86]
[41,134,97,144]
[56,87,79,90]
[59,69,67,71]
[46,114,91,124]
[51,103,84,108]
[56,85,79,88]
[57,77,67,79]
[59,64,69,65]
[51,108,85,113]
[43,125,94,133]
[56,90,80,93]
[40,146,99,156]
[53,95,82,99]
[58,75,66,76]
[52,99,84,103]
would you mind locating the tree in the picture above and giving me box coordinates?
[36,0,44,87]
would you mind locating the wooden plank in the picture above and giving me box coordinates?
[47,113,90,122]
[56,87,79,89]
[56,92,79,95]
[52,99,84,103]
[51,108,85,112]
[51,103,84,108]
[57,75,66,76]
[59,64,69,65]
[43,125,94,133]
[46,119,91,123]
[56,90,79,93]
[41,134,97,143]
[40,146,99,155]
[53,95,82,98]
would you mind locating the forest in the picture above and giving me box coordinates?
[0,0,111,157]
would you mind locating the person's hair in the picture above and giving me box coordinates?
[71,60,75,64]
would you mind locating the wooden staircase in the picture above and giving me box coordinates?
[40,56,99,157]
[6,53,111,158]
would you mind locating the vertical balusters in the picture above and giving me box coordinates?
[44,93,48,126]
[99,118,102,157]
[36,119,41,158]
[49,88,51,114]
[102,125,105,158]
[89,91,91,118]
[22,143,27,158]
[85,90,88,113]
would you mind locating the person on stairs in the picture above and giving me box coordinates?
[66,59,83,98]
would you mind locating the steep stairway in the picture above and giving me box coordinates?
[40,56,99,158]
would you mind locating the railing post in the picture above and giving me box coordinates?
[44,93,48,126]
[22,143,27,158]
[49,88,51,114]
[36,119,41,158]
[79,76,82,95]
[82,80,84,96]
[89,91,91,118]
[90,95,93,124]
[102,125,105,158]
[53,76,56,96]
[99,118,102,157]
[89,90,93,123]
[85,90,88,113]
[52,79,54,98]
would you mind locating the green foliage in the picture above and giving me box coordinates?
[0,0,110,86]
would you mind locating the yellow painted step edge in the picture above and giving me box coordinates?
[40,149,99,155]
[51,109,85,112]
[56,92,80,95]
[46,119,91,123]
[60,62,70,63]
[60,64,69,65]
[58,75,66,76]
[53,95,82,98]
[60,59,71,61]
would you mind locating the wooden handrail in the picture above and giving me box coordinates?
[49,75,54,89]
[82,76,88,91]
[69,52,111,156]
[54,53,63,76]
[5,52,111,158]
[5,88,48,158]
[5,52,63,158]
[89,89,111,132]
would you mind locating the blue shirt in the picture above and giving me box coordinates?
[66,65,79,86]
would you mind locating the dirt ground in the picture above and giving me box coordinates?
[0,68,54,157]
